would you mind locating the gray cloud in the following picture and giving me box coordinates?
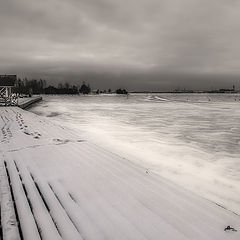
[1,0,240,90]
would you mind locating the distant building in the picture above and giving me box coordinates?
[207,85,238,93]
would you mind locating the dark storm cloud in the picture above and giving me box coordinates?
[1,0,240,90]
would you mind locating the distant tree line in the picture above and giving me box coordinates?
[13,78,128,95]
[14,78,91,95]
[14,78,47,95]
[115,88,128,94]
[94,88,128,94]
[45,81,91,94]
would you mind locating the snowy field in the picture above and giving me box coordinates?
[0,103,240,239]
[30,93,240,215]
[0,96,240,240]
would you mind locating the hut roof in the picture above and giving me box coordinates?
[0,75,17,87]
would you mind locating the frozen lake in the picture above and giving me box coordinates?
[30,93,240,214]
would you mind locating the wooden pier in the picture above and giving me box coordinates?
[18,97,42,109]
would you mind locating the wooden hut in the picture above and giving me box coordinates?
[0,75,17,106]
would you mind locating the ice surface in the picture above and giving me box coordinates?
[30,93,240,214]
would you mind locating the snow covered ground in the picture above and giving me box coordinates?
[0,105,240,239]
[30,94,240,215]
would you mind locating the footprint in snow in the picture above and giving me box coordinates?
[24,131,31,135]
[224,226,237,232]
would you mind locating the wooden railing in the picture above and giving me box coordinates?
[0,87,18,106]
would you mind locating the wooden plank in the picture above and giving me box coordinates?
[29,167,83,240]
[16,161,62,240]
[5,159,41,240]
[0,159,21,240]
[49,181,104,240]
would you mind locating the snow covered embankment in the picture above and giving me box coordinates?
[0,107,240,240]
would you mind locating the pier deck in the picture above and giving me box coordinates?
[18,96,42,109]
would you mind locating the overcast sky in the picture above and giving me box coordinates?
[1,0,240,90]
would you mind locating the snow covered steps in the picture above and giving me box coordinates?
[0,159,83,240]
[0,158,20,240]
